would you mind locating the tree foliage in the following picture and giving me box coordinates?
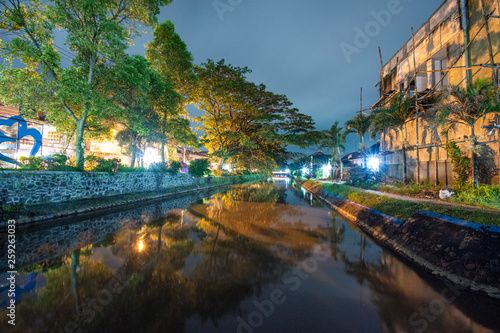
[0,0,172,169]
[432,78,500,188]
[320,121,346,179]
[193,59,316,174]
[371,93,413,182]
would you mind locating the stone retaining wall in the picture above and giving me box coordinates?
[301,181,500,299]
[0,171,231,207]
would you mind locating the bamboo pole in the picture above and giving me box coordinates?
[412,27,420,183]
[480,0,500,184]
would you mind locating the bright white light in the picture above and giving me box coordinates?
[143,148,159,166]
[322,163,332,178]
[367,156,380,171]
[301,167,308,175]
[223,164,231,171]
[285,169,290,173]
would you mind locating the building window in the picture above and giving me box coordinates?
[47,131,61,142]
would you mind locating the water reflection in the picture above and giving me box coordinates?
[0,182,499,332]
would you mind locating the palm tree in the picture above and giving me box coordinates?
[320,121,346,180]
[369,110,393,180]
[371,93,413,183]
[344,113,371,168]
[433,78,499,188]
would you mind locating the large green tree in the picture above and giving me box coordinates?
[193,59,316,174]
[432,78,499,188]
[0,0,171,169]
[104,54,185,167]
[145,20,199,162]
[371,93,413,183]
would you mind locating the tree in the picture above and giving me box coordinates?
[193,59,316,174]
[188,158,210,177]
[104,54,177,167]
[145,20,199,161]
[343,113,371,168]
[432,78,499,188]
[320,121,346,179]
[0,0,172,170]
[371,93,413,183]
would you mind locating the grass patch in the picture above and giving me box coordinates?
[354,179,499,211]
[449,184,500,210]
[305,181,500,226]
[378,180,441,195]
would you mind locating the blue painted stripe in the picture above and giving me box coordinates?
[417,210,500,233]
[322,190,405,226]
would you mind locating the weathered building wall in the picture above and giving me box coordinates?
[378,0,500,185]
[381,112,500,185]
[0,171,200,206]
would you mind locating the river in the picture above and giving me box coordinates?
[1,181,499,333]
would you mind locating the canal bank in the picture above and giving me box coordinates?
[0,174,263,228]
[299,180,500,300]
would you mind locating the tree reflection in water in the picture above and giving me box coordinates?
[2,182,499,333]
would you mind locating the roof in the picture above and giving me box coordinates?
[309,151,331,158]
[0,103,20,118]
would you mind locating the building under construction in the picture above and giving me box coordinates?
[375,0,500,185]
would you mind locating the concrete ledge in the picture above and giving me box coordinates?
[301,181,500,299]
[1,175,263,228]
[417,209,500,234]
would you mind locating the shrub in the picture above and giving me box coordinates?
[445,141,471,190]
[188,158,210,177]
[85,153,120,172]
[166,160,182,175]
[19,154,78,171]
[148,162,168,172]
[117,165,145,172]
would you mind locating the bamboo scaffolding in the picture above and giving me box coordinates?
[366,3,500,185]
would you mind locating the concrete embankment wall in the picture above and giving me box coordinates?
[301,182,500,299]
[0,171,255,207]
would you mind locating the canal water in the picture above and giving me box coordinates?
[1,181,500,333]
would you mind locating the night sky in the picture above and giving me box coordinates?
[127,0,441,154]
[3,0,444,155]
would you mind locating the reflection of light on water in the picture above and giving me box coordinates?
[138,240,144,252]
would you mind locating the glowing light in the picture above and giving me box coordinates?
[223,164,231,171]
[285,169,290,173]
[302,167,309,175]
[367,156,380,171]
[322,163,332,178]
[143,148,159,166]
[138,240,144,252]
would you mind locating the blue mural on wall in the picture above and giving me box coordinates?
[0,116,42,164]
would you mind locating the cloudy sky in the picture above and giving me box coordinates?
[127,0,442,154]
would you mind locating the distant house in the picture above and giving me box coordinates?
[307,151,331,165]
[341,143,380,168]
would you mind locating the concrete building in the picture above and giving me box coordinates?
[0,104,205,168]
[376,0,500,185]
